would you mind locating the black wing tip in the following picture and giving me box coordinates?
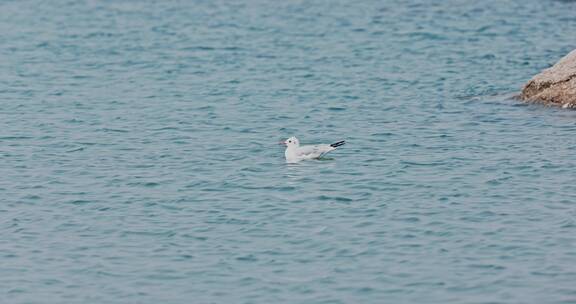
[330,140,346,148]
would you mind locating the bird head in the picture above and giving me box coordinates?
[283,136,300,147]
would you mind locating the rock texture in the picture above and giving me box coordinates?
[520,49,576,108]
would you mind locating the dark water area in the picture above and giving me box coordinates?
[1,0,576,303]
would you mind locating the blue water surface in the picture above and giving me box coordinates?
[1,0,576,303]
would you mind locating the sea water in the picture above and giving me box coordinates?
[1,0,576,303]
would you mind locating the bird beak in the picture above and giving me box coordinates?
[279,141,286,146]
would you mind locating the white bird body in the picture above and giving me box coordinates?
[282,137,345,163]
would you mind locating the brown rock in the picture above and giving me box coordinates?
[520,49,576,108]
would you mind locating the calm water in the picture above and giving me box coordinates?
[2,0,576,303]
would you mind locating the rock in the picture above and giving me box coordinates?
[520,49,576,107]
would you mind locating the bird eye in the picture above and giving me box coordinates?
[288,140,292,143]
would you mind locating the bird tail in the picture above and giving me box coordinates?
[330,140,346,148]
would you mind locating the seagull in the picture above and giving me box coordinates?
[281,136,345,163]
